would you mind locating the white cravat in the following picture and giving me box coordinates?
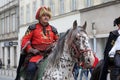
[109,30,120,57]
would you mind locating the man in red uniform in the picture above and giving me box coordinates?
[15,6,58,80]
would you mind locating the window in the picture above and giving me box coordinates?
[2,47,5,66]
[41,0,44,6]
[12,14,16,31]
[26,4,30,23]
[7,47,10,68]
[0,0,4,7]
[7,47,10,59]
[1,18,5,34]
[86,0,92,7]
[14,46,17,68]
[59,0,64,14]
[71,0,77,11]
[20,7,24,25]
[0,18,1,34]
[6,16,10,33]
[4,0,7,5]
[49,0,55,16]
[32,1,37,20]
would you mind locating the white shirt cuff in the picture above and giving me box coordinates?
[109,52,115,57]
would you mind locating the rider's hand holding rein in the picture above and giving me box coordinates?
[28,48,40,55]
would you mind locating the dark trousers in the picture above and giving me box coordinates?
[99,56,109,80]
[25,62,37,80]
[99,56,120,80]
[111,68,120,80]
[73,63,79,80]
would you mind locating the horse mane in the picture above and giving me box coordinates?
[47,29,70,67]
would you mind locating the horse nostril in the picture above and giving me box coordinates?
[88,58,90,62]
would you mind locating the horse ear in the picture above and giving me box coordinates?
[83,21,87,30]
[73,20,77,30]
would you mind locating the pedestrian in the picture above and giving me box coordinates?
[73,63,79,80]
[79,68,89,80]
[78,62,89,80]
[0,59,2,69]
[7,59,10,68]
[99,17,120,80]
[15,6,59,80]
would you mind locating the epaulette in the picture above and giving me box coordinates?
[50,25,58,34]
[28,24,36,30]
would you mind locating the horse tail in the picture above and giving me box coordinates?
[90,59,104,80]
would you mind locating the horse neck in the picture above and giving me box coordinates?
[58,41,75,71]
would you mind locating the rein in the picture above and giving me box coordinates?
[71,43,91,58]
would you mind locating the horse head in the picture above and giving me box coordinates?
[67,20,95,68]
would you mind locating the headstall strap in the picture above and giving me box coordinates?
[71,43,91,58]
[71,43,79,56]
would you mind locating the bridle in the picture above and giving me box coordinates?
[71,42,91,58]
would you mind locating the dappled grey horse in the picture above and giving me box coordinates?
[36,20,95,80]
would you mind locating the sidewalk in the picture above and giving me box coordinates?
[0,69,16,79]
[0,75,14,80]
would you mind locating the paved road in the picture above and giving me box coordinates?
[0,70,110,80]
[0,75,14,80]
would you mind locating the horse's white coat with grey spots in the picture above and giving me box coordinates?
[42,42,75,80]
[40,21,95,80]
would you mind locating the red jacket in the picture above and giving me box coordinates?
[21,23,58,62]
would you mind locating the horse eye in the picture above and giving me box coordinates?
[75,37,78,40]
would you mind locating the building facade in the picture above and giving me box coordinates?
[0,0,19,69]
[0,0,116,69]
[80,0,120,59]
[18,0,116,63]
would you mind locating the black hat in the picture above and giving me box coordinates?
[114,17,120,26]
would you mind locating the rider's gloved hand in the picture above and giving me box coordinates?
[28,48,39,55]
